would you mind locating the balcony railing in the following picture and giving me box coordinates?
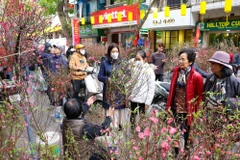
[191,0,224,5]
[167,0,188,8]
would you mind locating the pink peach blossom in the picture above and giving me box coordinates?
[138,132,145,139]
[193,156,200,160]
[144,127,151,137]
[133,146,138,151]
[26,87,31,94]
[166,136,172,142]
[136,126,141,132]
[169,126,177,135]
[167,118,173,124]
[161,127,167,133]
[161,141,170,151]
[162,153,166,158]
[205,150,211,155]
[149,117,159,124]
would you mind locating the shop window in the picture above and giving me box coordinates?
[170,31,178,48]
[184,30,192,43]
[155,30,179,50]
[209,32,239,47]
[156,31,163,48]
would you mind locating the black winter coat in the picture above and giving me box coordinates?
[204,73,240,110]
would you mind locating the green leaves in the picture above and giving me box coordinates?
[38,0,58,16]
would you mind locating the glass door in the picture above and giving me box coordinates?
[209,32,239,47]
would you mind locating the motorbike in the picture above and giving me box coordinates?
[151,81,170,112]
[66,62,103,103]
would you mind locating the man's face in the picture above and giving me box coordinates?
[158,46,164,53]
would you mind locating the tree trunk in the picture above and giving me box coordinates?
[130,0,161,46]
[57,0,72,46]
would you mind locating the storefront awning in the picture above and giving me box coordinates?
[142,8,197,30]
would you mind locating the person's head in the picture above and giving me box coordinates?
[75,44,86,55]
[208,51,232,78]
[63,98,82,119]
[107,43,120,60]
[178,49,196,70]
[157,43,165,53]
[135,50,147,63]
[53,44,64,56]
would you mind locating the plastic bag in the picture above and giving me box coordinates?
[85,74,103,94]
[35,68,48,91]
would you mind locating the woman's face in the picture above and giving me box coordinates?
[179,53,192,70]
[210,62,224,76]
[135,54,143,61]
[110,47,119,60]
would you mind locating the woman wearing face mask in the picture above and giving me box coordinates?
[98,43,128,129]
[166,49,204,155]
[128,50,155,130]
[69,44,89,102]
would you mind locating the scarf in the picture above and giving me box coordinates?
[177,66,191,87]
[207,76,227,106]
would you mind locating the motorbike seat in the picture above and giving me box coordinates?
[160,82,170,92]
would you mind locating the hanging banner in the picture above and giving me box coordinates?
[195,25,201,44]
[72,18,80,46]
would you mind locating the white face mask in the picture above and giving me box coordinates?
[111,52,119,60]
[80,49,86,55]
[135,60,144,66]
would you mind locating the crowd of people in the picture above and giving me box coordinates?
[1,41,239,159]
[61,42,240,159]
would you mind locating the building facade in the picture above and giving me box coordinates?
[191,0,240,48]
[91,4,141,47]
[142,8,197,51]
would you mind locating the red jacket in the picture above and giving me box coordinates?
[166,66,204,126]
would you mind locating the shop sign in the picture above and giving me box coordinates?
[72,18,80,46]
[80,25,98,37]
[201,19,240,31]
[101,36,107,42]
[142,8,196,30]
[92,4,140,29]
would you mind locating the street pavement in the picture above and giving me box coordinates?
[16,82,62,159]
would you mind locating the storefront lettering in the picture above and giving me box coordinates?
[207,21,230,28]
[81,27,92,34]
[102,10,127,20]
[153,18,175,25]
[205,20,240,30]
[231,20,240,27]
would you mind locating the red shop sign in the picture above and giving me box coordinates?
[72,18,80,46]
[92,4,140,29]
